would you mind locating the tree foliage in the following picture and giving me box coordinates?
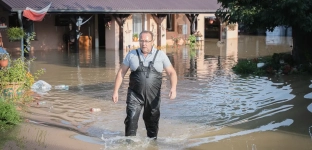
[216,0,312,32]
[216,0,312,64]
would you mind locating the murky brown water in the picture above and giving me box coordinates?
[3,35,312,150]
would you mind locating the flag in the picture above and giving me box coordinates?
[23,2,52,22]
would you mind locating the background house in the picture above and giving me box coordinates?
[0,0,237,52]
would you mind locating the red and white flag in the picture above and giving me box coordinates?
[23,2,52,22]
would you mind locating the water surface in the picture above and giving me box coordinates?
[4,35,312,150]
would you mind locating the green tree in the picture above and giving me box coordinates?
[216,0,312,64]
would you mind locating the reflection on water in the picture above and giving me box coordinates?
[3,35,312,150]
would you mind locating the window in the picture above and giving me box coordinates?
[133,14,142,36]
[8,14,19,27]
[166,14,174,31]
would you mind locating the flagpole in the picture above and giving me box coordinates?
[18,10,24,60]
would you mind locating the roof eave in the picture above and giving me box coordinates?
[0,1,13,12]
[10,8,217,14]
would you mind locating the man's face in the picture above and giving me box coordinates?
[139,33,153,54]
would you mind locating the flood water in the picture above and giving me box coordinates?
[3,35,312,150]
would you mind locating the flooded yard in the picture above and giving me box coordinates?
[2,35,312,150]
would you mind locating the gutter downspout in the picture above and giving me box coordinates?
[17,10,24,59]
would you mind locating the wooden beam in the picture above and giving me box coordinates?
[151,14,167,47]
[112,14,130,50]
[185,14,199,34]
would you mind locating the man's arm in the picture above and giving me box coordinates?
[164,65,177,100]
[112,64,130,103]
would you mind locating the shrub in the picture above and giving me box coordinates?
[0,102,21,132]
[232,59,258,75]
[0,57,45,102]
[6,27,24,41]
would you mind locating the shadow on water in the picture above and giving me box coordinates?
[3,35,312,150]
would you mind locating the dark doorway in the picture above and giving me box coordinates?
[204,17,220,39]
[98,14,106,48]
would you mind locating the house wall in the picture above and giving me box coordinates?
[166,14,190,45]
[122,14,167,50]
[148,14,160,48]
[1,12,96,52]
[105,17,119,50]
[1,14,67,52]
[226,23,238,39]
[0,7,11,49]
[0,10,239,52]
[123,15,139,50]
[197,14,238,40]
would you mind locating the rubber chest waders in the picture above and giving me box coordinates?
[124,49,162,138]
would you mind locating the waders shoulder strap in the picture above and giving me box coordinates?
[135,49,143,65]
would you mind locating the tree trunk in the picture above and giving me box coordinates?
[292,27,312,64]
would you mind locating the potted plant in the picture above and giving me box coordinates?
[171,35,183,46]
[227,23,237,31]
[6,27,24,41]
[0,57,44,100]
[0,52,9,68]
[133,33,138,42]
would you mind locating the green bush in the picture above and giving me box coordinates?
[232,53,300,76]
[232,59,258,74]
[188,34,196,50]
[0,102,21,132]
[6,27,24,41]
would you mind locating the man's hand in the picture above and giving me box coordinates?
[112,64,129,103]
[112,92,118,103]
[164,65,177,100]
[169,89,176,100]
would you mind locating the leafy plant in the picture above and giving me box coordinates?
[6,27,24,41]
[0,53,9,60]
[232,59,259,75]
[24,32,36,53]
[0,57,45,101]
[133,33,138,38]
[171,35,181,43]
[188,34,196,50]
[133,33,139,41]
[0,58,27,83]
[227,23,237,31]
[0,101,21,132]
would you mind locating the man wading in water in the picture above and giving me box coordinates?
[112,30,177,139]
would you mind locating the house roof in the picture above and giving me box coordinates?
[1,0,221,13]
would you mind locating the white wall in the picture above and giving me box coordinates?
[105,18,119,50]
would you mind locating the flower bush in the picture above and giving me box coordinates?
[0,57,45,101]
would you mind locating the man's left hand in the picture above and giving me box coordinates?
[169,89,176,100]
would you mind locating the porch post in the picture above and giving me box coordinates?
[151,14,166,47]
[112,14,130,50]
[17,10,24,59]
[185,14,199,35]
[144,14,147,30]
[95,14,99,48]
[218,17,223,41]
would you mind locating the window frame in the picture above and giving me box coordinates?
[132,14,143,38]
